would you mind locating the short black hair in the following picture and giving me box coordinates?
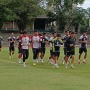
[34,30,38,32]
[69,31,72,33]
[57,34,61,37]
[53,32,57,35]
[39,34,42,36]
[71,32,75,34]
[65,30,69,33]
[43,32,46,35]
[82,30,87,33]
[23,31,27,34]
[19,31,23,34]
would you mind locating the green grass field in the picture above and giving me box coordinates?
[0,47,90,90]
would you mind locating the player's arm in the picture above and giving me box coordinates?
[59,39,63,47]
[8,37,11,43]
[62,36,66,43]
[65,38,72,47]
[79,36,86,43]
[1,37,3,44]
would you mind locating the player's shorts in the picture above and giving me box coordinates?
[39,48,41,53]
[50,50,53,56]
[32,48,40,55]
[18,47,22,53]
[40,47,46,54]
[53,52,60,57]
[66,50,75,57]
[64,47,67,55]
[79,47,87,54]
[9,46,15,51]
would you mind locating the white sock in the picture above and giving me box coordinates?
[71,64,73,67]
[33,59,36,62]
[23,62,25,65]
[83,59,86,62]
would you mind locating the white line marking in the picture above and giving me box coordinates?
[0,59,18,64]
[0,59,30,67]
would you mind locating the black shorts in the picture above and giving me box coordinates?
[53,52,60,57]
[50,50,53,56]
[32,48,40,55]
[64,48,67,55]
[9,46,15,51]
[18,47,22,53]
[79,47,87,54]
[40,47,46,53]
[66,50,75,57]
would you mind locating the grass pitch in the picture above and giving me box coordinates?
[0,47,90,90]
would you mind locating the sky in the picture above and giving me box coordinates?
[78,0,90,9]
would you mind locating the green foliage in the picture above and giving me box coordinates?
[7,0,44,31]
[0,0,45,31]
[46,0,88,32]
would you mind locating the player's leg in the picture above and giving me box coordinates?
[40,48,45,63]
[55,52,60,68]
[22,49,26,67]
[18,47,22,64]
[62,48,67,64]
[78,48,83,64]
[9,46,12,59]
[48,50,53,61]
[32,48,38,65]
[25,49,29,59]
[70,51,75,69]
[11,46,15,58]
[83,48,87,64]
[70,55,75,68]
[36,48,41,62]
[48,50,54,63]
[32,48,36,65]
[65,51,70,68]
[36,49,40,62]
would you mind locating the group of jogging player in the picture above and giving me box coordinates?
[0,30,88,68]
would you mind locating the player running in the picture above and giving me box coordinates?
[16,31,23,64]
[8,33,15,59]
[31,30,41,65]
[48,32,57,63]
[21,31,30,67]
[39,33,48,63]
[78,30,88,64]
[0,35,3,51]
[52,34,63,68]
[65,32,76,69]
[62,30,70,64]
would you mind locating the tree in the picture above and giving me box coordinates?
[46,0,86,32]
[0,0,45,31]
[0,1,13,30]
[6,0,44,31]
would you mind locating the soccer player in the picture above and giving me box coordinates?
[31,30,41,65]
[16,31,23,64]
[78,31,88,64]
[52,34,63,68]
[39,33,48,63]
[0,35,3,51]
[8,33,15,59]
[48,32,57,63]
[62,30,70,64]
[21,31,30,67]
[65,32,76,69]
